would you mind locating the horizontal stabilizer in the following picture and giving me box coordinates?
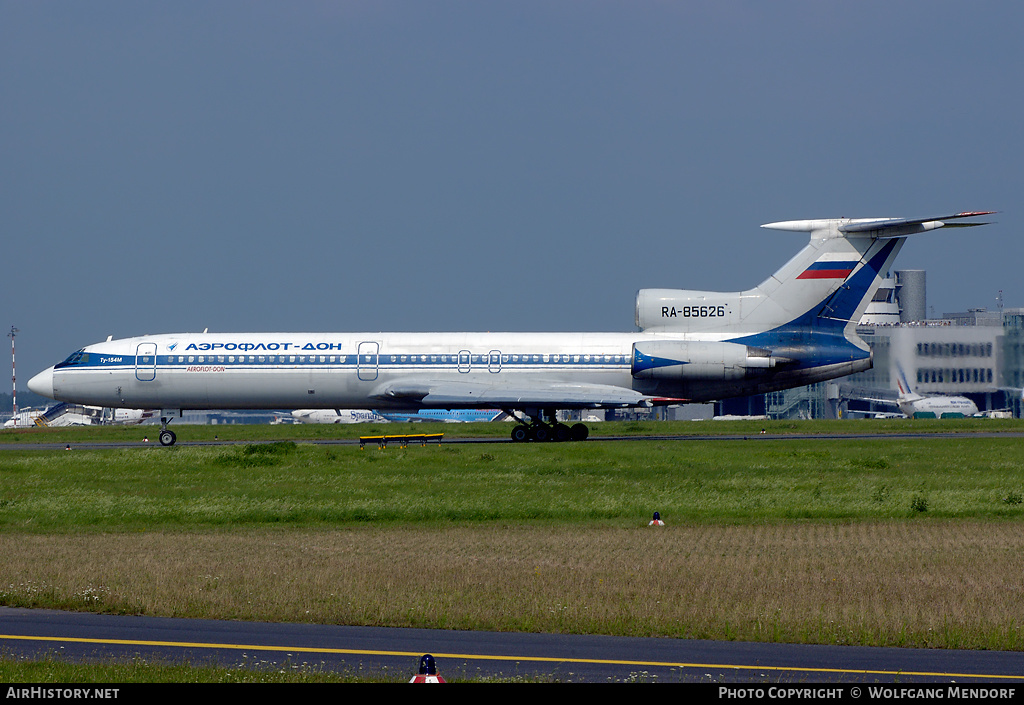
[837,211,996,236]
[761,211,995,238]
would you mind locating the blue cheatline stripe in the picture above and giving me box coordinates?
[57,353,637,372]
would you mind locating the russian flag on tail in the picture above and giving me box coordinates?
[797,259,859,280]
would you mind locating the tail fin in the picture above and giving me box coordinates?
[637,219,901,340]
[636,212,993,345]
[893,361,921,401]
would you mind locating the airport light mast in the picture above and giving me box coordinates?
[8,326,17,428]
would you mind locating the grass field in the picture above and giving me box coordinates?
[2,419,1024,664]
[2,415,1021,445]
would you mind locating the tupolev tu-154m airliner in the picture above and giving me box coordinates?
[28,211,993,446]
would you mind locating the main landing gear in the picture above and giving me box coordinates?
[506,409,589,443]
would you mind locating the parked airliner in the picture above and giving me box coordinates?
[894,363,979,418]
[290,409,390,424]
[842,360,983,419]
[379,409,505,423]
[28,211,993,445]
[3,403,153,428]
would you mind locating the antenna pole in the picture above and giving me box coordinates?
[8,326,18,428]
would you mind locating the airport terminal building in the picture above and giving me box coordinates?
[715,271,1024,419]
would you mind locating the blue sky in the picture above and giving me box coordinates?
[3,1,1021,381]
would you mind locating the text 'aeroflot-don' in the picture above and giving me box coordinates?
[28,211,994,445]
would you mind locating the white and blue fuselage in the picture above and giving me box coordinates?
[30,328,871,410]
[36,332,645,410]
[28,212,993,443]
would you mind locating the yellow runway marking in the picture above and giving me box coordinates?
[2,633,1021,681]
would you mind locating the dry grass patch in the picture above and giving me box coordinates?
[2,521,1022,649]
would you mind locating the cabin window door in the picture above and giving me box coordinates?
[357,341,379,381]
[135,343,157,382]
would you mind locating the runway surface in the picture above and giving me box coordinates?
[2,607,1023,683]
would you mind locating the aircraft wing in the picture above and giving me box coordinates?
[371,378,678,409]
[838,211,996,236]
[839,384,899,407]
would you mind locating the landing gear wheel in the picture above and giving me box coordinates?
[504,410,586,443]
[570,423,589,441]
[159,430,177,447]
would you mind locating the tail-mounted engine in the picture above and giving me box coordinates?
[631,340,780,381]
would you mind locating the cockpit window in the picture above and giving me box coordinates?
[55,349,89,369]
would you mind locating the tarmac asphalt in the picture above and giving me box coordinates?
[2,607,1023,683]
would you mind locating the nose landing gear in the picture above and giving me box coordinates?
[158,410,181,446]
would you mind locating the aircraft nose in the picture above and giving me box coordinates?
[28,367,55,399]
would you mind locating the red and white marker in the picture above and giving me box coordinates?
[409,654,446,683]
